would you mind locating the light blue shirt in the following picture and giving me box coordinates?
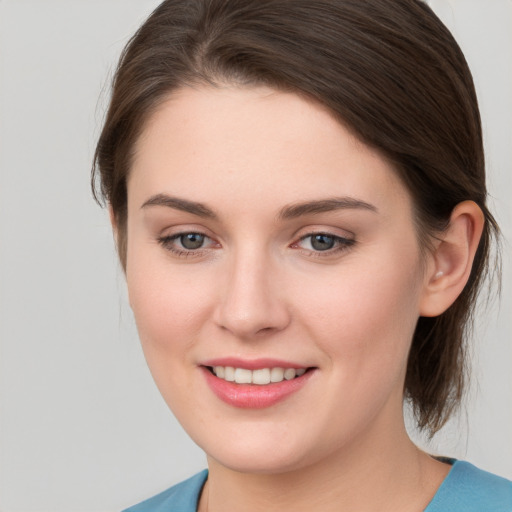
[123,461,512,511]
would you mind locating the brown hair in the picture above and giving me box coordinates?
[92,0,500,436]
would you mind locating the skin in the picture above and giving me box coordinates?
[122,85,483,511]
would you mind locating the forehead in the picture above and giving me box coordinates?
[129,85,412,218]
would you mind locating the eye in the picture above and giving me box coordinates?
[157,231,218,256]
[308,234,336,251]
[178,233,206,250]
[294,232,355,254]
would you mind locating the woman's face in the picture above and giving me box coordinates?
[125,86,431,474]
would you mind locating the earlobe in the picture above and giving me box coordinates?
[419,201,484,317]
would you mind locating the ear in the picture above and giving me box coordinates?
[419,201,484,317]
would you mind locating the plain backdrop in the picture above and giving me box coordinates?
[0,0,510,510]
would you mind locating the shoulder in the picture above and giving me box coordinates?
[426,460,512,512]
[122,470,208,512]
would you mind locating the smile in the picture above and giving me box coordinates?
[202,363,315,409]
[210,366,307,385]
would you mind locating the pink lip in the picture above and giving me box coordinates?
[201,357,308,370]
[200,365,315,409]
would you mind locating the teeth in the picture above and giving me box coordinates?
[224,366,235,382]
[252,368,271,385]
[270,367,284,382]
[234,368,252,384]
[211,366,308,385]
[284,368,296,380]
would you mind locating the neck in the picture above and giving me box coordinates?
[199,418,450,512]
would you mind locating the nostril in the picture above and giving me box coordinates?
[256,326,276,335]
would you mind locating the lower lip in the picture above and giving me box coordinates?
[201,367,314,409]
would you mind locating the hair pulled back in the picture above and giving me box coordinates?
[92,0,499,436]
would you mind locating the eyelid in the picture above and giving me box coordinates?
[295,232,354,245]
[290,229,356,256]
[157,228,221,257]
[155,225,355,258]
[156,223,219,243]
[290,222,355,238]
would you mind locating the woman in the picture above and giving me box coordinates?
[92,0,512,510]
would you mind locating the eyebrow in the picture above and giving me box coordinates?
[278,197,378,219]
[141,194,217,219]
[140,194,377,220]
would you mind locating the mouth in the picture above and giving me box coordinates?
[200,362,316,408]
[206,365,310,385]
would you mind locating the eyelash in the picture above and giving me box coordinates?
[293,232,356,257]
[157,232,217,258]
[157,231,356,258]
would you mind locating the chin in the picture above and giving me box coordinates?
[197,430,322,475]
[210,450,311,475]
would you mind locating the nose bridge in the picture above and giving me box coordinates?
[215,241,289,338]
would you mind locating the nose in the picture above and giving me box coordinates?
[213,247,291,339]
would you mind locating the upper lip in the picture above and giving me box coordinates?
[201,357,310,370]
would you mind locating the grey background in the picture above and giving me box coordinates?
[0,0,510,510]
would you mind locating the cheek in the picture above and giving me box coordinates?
[289,259,423,445]
[126,267,216,422]
[126,246,214,377]
[296,252,423,378]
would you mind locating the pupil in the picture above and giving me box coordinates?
[181,233,204,250]
[311,234,335,251]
